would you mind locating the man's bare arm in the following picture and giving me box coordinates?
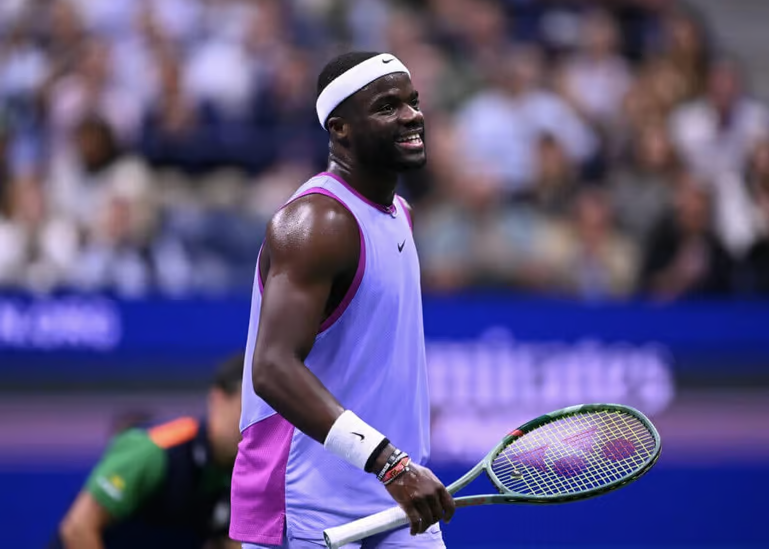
[59,492,110,549]
[251,194,358,443]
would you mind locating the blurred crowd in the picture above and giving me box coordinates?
[0,0,768,300]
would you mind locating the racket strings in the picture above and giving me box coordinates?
[494,415,627,495]
[536,412,652,493]
[491,411,656,496]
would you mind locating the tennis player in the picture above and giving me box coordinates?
[51,354,243,549]
[230,52,455,548]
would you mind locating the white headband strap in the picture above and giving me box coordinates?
[316,53,411,129]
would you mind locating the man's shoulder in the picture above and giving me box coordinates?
[268,191,359,251]
[258,190,360,281]
[275,190,353,220]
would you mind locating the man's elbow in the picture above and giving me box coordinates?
[251,354,283,397]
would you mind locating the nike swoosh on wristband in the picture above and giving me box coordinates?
[351,432,365,441]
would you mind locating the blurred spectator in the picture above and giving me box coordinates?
[640,178,733,301]
[555,8,632,134]
[108,2,172,113]
[346,0,392,51]
[735,140,769,295]
[454,45,597,195]
[609,120,680,246]
[0,22,50,104]
[668,55,769,260]
[183,17,254,118]
[0,0,27,31]
[138,52,222,172]
[47,115,159,296]
[654,4,712,102]
[669,55,769,178]
[0,174,79,291]
[47,35,142,159]
[384,9,479,115]
[41,0,89,83]
[548,187,640,301]
[49,115,154,232]
[249,47,327,169]
[620,61,673,140]
[446,0,510,68]
[520,134,580,218]
[0,117,7,187]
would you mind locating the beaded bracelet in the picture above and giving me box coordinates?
[382,456,412,485]
[377,448,405,481]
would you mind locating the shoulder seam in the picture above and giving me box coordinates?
[148,417,199,449]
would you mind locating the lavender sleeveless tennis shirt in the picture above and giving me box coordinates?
[229,172,431,545]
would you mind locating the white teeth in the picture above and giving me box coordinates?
[398,135,422,143]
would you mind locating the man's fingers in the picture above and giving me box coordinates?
[404,504,422,536]
[438,486,456,523]
[411,497,434,534]
[426,491,444,528]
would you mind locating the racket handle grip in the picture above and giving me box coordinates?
[323,505,409,548]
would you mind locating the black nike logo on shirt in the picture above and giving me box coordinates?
[382,57,395,64]
[398,240,406,252]
[351,432,365,441]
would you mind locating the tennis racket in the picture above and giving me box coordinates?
[323,403,661,548]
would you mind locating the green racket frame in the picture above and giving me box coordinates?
[323,403,662,548]
[450,402,662,508]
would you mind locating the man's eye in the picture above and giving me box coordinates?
[379,104,395,114]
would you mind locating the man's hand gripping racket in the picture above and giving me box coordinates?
[324,403,661,548]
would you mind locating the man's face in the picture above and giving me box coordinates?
[344,72,426,171]
[209,387,242,463]
[76,125,109,170]
[708,63,741,113]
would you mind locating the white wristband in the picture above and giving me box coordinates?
[324,410,387,471]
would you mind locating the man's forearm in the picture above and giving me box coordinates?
[253,354,397,474]
[59,524,105,549]
[252,354,344,444]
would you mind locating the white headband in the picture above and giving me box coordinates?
[316,53,411,129]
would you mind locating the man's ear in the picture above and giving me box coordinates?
[327,116,350,144]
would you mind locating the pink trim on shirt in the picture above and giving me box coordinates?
[256,244,264,293]
[256,187,366,334]
[396,195,412,231]
[319,171,398,217]
[229,414,294,545]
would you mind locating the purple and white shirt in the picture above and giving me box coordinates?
[229,172,431,544]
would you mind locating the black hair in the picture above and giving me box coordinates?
[74,113,120,172]
[75,114,117,149]
[316,51,381,127]
[212,352,245,395]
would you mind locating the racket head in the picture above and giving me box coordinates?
[484,403,661,503]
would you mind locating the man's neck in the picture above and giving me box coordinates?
[327,157,398,207]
